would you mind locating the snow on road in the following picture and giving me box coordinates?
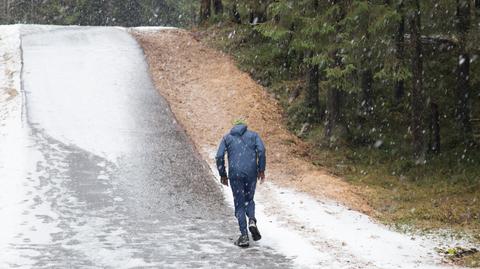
[22,27,145,163]
[0,25,135,268]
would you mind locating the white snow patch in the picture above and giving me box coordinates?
[0,24,30,265]
[205,148,336,268]
[204,147,466,269]
[0,24,67,267]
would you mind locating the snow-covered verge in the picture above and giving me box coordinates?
[0,24,92,268]
[0,24,26,258]
[0,24,63,268]
[0,25,39,266]
[205,148,474,269]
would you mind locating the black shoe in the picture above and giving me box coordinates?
[249,219,262,241]
[234,234,249,248]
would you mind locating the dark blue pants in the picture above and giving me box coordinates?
[229,174,257,235]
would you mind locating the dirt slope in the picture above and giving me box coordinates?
[132,29,372,215]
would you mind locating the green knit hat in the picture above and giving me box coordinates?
[232,118,247,126]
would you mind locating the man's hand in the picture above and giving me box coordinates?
[221,176,229,186]
[258,171,265,184]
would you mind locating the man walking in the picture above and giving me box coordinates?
[216,119,266,247]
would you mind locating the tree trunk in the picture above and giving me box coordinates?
[213,0,223,15]
[325,0,344,141]
[325,46,343,139]
[231,0,241,23]
[325,84,341,139]
[200,0,211,23]
[429,102,441,154]
[456,0,473,143]
[410,0,427,162]
[305,52,321,122]
[394,0,405,102]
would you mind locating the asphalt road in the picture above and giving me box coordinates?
[13,27,293,268]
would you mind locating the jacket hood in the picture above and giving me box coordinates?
[230,124,248,136]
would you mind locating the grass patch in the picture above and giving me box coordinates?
[304,122,480,236]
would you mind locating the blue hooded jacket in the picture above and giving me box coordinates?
[216,124,266,179]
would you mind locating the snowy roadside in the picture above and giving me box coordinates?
[132,28,475,269]
[0,25,64,267]
[204,145,467,269]
[0,25,28,261]
[0,25,44,266]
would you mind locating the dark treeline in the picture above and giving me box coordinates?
[0,0,198,27]
[202,0,480,167]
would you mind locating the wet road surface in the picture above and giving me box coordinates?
[8,27,293,268]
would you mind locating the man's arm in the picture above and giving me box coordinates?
[255,134,266,181]
[215,137,228,186]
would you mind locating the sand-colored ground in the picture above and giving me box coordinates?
[132,29,373,215]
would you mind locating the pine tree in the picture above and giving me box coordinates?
[409,0,427,162]
[324,0,347,141]
[256,0,329,122]
[455,0,473,143]
[208,0,480,162]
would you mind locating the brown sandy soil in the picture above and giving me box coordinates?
[131,29,373,215]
